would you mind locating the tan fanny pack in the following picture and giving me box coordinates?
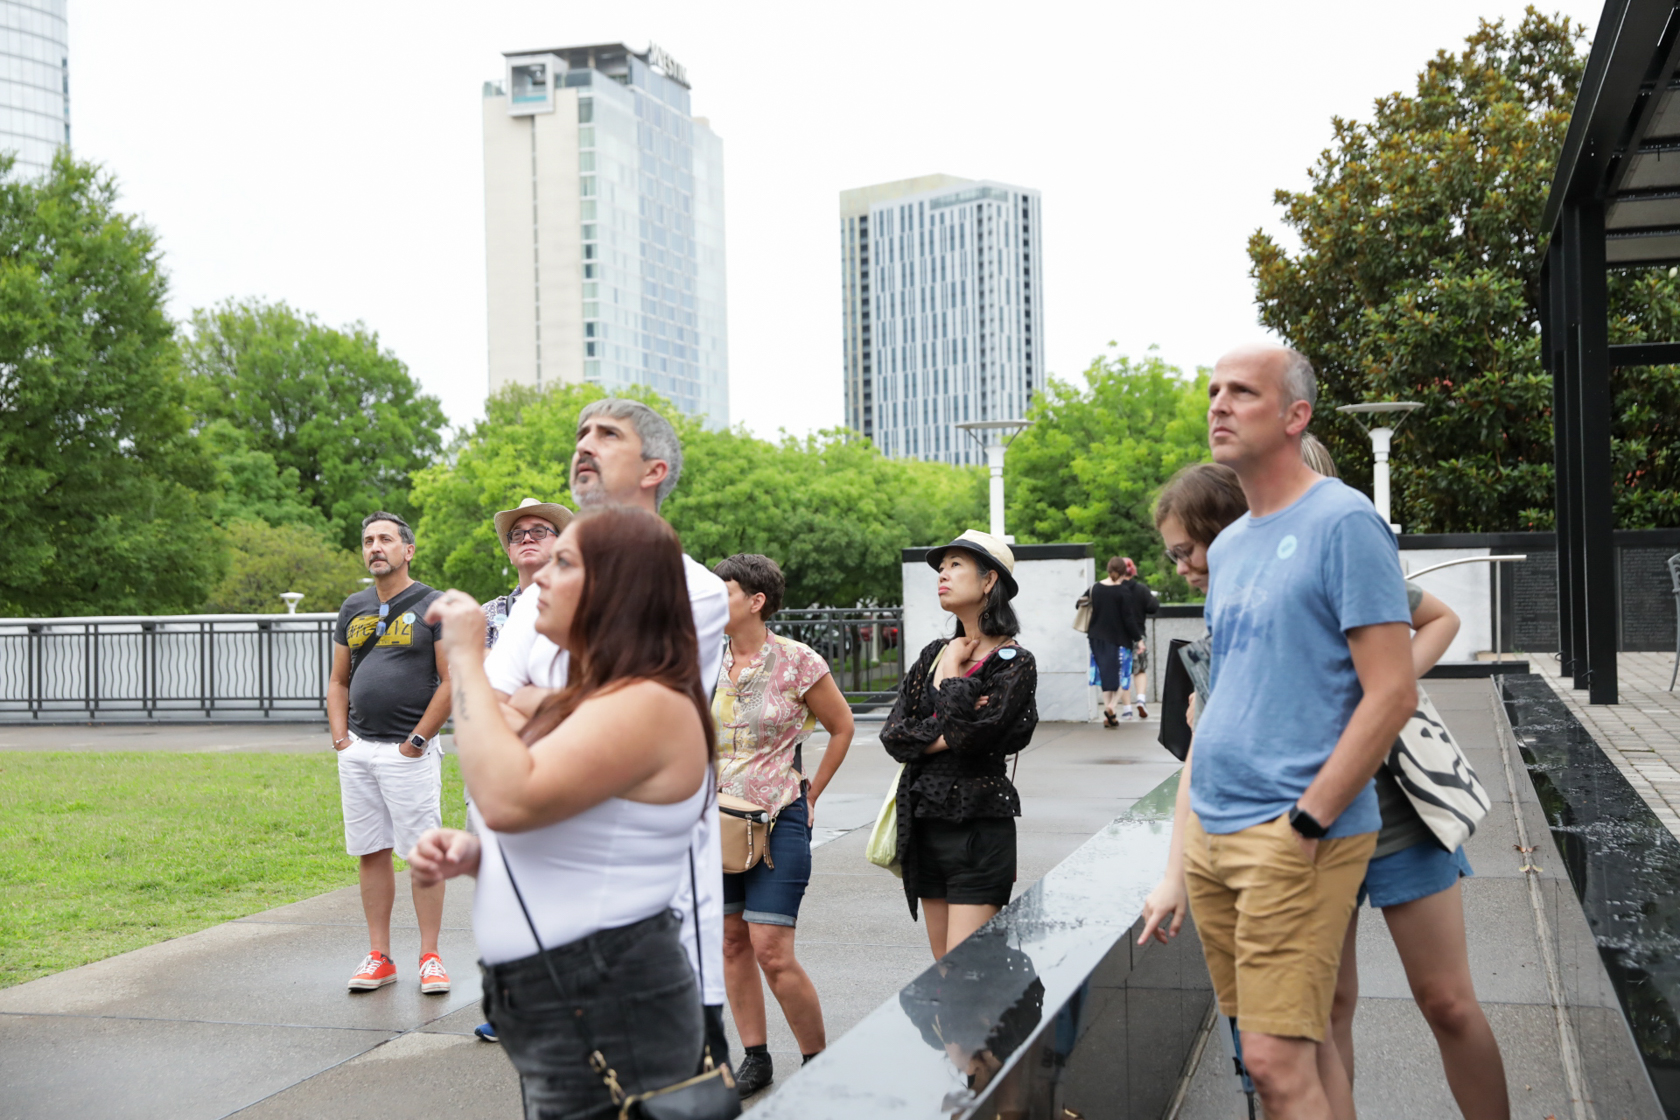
[718,792,776,874]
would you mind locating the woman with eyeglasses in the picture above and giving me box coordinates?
[1140,456,1509,1120]
[482,499,575,649]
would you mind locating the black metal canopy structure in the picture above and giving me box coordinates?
[1540,0,1680,704]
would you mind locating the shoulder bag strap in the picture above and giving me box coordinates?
[347,583,434,688]
[492,834,629,1105]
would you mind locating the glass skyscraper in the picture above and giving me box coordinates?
[483,43,728,426]
[840,177,1043,464]
[0,0,68,179]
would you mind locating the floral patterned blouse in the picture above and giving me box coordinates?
[712,632,832,814]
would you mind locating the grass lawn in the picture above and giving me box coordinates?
[0,751,467,988]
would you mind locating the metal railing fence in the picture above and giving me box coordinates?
[766,608,904,710]
[0,607,910,722]
[0,614,339,722]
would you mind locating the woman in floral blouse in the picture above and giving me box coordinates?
[882,529,1038,961]
[712,553,856,1097]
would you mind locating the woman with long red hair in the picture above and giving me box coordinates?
[410,505,720,1119]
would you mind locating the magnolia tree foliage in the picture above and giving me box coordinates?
[410,383,985,607]
[1249,10,1680,532]
[1006,349,1211,600]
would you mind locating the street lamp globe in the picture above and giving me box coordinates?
[955,419,1033,542]
[1334,401,1423,531]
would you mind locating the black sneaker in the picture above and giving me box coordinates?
[735,1050,773,1097]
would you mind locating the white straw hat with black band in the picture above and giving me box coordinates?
[493,497,574,542]
[925,529,1019,599]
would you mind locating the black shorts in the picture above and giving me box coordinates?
[911,817,1017,908]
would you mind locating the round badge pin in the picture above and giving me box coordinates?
[997,647,1018,660]
[1277,535,1299,560]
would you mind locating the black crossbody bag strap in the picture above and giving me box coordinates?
[494,835,631,1105]
[346,583,433,688]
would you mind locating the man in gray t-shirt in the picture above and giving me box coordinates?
[328,512,453,997]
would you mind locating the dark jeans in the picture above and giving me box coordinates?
[482,909,704,1120]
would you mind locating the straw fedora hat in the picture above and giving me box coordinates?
[926,529,1018,599]
[493,497,574,542]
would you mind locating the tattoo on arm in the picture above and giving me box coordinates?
[453,681,469,722]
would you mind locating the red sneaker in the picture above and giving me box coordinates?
[418,952,451,994]
[348,951,397,991]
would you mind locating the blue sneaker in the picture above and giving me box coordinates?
[474,1021,499,1043]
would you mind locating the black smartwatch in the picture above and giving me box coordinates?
[1288,805,1328,839]
[408,733,427,751]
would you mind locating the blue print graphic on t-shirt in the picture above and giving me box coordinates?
[1191,478,1409,839]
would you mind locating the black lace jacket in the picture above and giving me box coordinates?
[881,637,1038,917]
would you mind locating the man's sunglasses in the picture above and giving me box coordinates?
[507,526,558,545]
[376,600,394,638]
[1164,543,1197,566]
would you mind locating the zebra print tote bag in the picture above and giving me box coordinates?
[1386,685,1491,850]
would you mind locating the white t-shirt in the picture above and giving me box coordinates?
[479,552,729,1003]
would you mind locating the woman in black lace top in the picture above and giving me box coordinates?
[882,530,1038,960]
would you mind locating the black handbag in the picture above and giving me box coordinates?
[495,837,742,1120]
[1156,637,1193,762]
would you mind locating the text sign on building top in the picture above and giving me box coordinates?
[645,43,687,86]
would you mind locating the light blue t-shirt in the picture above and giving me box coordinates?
[1191,477,1410,839]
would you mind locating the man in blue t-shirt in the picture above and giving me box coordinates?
[1155,345,1415,1120]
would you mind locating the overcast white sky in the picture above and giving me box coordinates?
[70,0,1604,440]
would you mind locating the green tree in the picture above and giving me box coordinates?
[670,426,985,607]
[0,153,223,616]
[201,420,331,535]
[1249,10,1680,532]
[204,521,367,614]
[410,383,985,606]
[182,299,448,549]
[1006,348,1211,599]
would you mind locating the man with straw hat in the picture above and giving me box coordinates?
[482,498,574,649]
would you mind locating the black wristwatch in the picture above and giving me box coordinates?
[1288,805,1328,839]
[408,733,427,751]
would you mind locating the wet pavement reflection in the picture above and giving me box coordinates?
[1503,675,1680,1114]
[751,812,1215,1118]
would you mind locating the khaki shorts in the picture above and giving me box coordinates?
[1183,811,1375,1041]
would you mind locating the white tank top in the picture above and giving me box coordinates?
[472,781,709,966]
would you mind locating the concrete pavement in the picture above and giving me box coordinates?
[0,714,1183,1119]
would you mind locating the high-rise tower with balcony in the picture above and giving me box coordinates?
[840,176,1042,463]
[483,43,728,425]
[0,0,68,179]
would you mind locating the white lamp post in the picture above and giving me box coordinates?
[1334,401,1423,531]
[955,418,1034,541]
[279,592,304,614]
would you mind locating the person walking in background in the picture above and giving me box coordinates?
[1108,557,1162,718]
[1086,557,1135,728]
[409,506,718,1120]
[711,553,856,1097]
[481,498,573,648]
[480,399,733,1070]
[328,512,452,995]
[883,530,1038,961]
[1139,345,1416,1120]
[470,497,571,1044]
[1114,558,1158,721]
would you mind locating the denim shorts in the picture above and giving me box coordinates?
[1359,841,1473,909]
[723,794,811,927]
[481,909,704,1120]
